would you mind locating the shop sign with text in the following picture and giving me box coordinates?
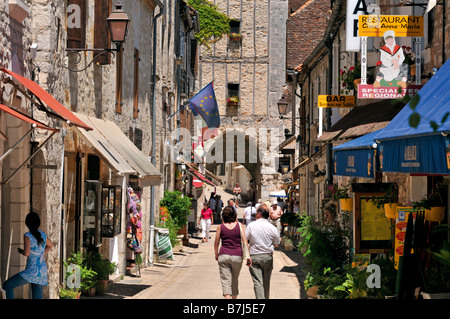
[359,15,424,37]
[358,84,422,99]
[318,95,355,108]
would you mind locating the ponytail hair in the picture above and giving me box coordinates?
[25,212,44,246]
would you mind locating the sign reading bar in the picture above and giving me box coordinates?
[359,15,424,37]
[318,95,355,108]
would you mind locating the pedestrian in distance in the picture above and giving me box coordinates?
[243,201,256,226]
[2,212,53,299]
[227,199,238,215]
[269,199,284,236]
[199,202,214,243]
[245,204,280,299]
[215,194,224,224]
[233,183,242,207]
[214,206,251,299]
[209,192,217,212]
[255,199,263,211]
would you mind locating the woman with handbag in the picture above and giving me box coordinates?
[214,205,251,299]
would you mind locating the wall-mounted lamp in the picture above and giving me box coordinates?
[65,3,130,72]
[278,95,309,121]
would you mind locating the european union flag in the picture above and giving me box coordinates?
[189,82,220,128]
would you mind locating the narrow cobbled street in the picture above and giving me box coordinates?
[95,225,307,299]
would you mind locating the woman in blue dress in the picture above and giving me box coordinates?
[2,212,53,299]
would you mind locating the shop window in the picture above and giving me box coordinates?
[83,180,102,248]
[101,186,122,237]
[87,154,100,180]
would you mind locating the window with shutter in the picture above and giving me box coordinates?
[67,0,87,49]
[94,0,112,65]
[133,48,139,118]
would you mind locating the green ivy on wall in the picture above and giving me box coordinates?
[187,0,230,49]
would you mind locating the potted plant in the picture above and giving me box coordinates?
[229,32,242,41]
[87,252,117,295]
[330,184,352,212]
[412,193,445,222]
[159,191,192,230]
[371,184,399,219]
[420,252,450,299]
[64,251,98,297]
[59,286,81,299]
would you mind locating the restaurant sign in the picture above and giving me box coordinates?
[358,15,424,37]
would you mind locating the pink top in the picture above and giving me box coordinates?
[219,223,242,257]
[201,208,213,219]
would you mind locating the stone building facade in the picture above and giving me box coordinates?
[199,0,290,201]
[0,0,199,299]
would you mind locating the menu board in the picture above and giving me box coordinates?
[360,198,392,241]
[394,207,419,269]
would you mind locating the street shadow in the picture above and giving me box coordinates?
[278,248,310,299]
[104,282,152,298]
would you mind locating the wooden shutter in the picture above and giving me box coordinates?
[67,0,86,49]
[94,0,112,65]
[133,48,139,118]
[115,48,123,113]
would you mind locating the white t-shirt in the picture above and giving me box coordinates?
[244,206,256,223]
[245,218,280,255]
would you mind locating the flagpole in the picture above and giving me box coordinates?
[166,80,215,120]
[166,101,190,121]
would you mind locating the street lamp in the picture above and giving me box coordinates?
[66,3,130,72]
[107,3,130,46]
[277,95,289,118]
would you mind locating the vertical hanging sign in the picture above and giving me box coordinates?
[346,0,377,52]
[357,11,424,99]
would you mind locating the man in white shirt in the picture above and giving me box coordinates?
[245,204,280,299]
[243,201,256,225]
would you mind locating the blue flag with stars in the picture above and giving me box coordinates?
[189,82,220,128]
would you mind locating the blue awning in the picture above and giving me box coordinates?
[373,58,450,174]
[332,130,383,178]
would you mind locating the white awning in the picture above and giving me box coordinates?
[72,113,161,186]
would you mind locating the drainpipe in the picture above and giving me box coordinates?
[149,0,164,266]
[325,38,333,187]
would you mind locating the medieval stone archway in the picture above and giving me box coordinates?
[203,123,285,201]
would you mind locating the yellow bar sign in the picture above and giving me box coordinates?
[358,15,424,37]
[318,95,355,108]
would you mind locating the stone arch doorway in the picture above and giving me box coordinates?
[203,126,281,202]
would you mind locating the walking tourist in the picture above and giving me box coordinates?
[2,212,53,299]
[215,194,224,224]
[255,199,263,210]
[214,206,251,299]
[243,201,256,225]
[227,199,238,215]
[269,200,284,235]
[199,202,214,242]
[233,183,242,207]
[245,205,280,299]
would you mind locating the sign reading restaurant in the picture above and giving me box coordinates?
[359,15,424,37]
